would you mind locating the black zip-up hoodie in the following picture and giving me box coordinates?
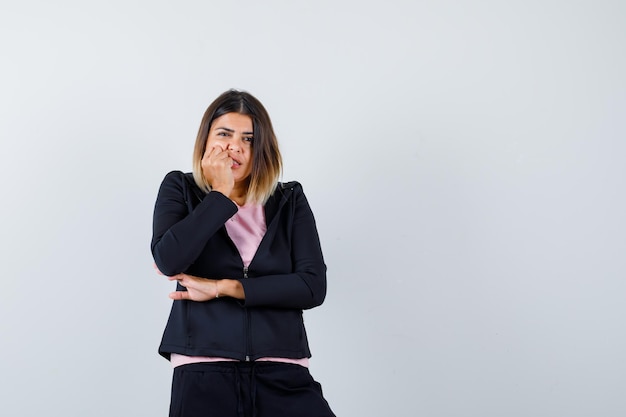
[151,171,327,361]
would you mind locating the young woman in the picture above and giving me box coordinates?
[151,89,335,417]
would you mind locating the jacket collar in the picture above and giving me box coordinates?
[264,182,296,226]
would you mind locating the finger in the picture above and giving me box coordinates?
[213,148,232,162]
[205,144,225,159]
[203,146,217,161]
[169,291,190,300]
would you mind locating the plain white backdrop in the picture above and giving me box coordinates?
[1,1,625,416]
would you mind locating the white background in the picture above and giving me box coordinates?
[1,1,625,416]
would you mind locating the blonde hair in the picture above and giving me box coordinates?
[192,90,282,204]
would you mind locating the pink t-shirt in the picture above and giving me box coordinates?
[170,203,309,368]
[225,203,267,268]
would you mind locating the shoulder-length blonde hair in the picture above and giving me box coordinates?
[192,89,283,204]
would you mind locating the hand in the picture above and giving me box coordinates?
[201,145,234,196]
[152,263,245,300]
[168,273,219,301]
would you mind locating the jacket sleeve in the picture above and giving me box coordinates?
[240,185,327,310]
[151,171,238,276]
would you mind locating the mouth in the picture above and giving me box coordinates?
[230,156,242,167]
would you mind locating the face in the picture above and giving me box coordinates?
[206,112,254,184]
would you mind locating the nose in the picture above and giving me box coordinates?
[227,142,240,153]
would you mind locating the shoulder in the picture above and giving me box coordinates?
[160,170,185,184]
[278,180,302,191]
[157,171,187,194]
[275,181,306,199]
[157,171,205,201]
[161,170,192,182]
[160,171,200,190]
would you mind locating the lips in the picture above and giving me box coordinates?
[230,155,242,167]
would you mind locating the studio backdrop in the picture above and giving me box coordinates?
[0,1,624,416]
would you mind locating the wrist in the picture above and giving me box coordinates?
[210,183,234,197]
[219,279,244,300]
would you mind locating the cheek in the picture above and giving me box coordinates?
[243,158,253,175]
[204,138,216,151]
[205,135,227,151]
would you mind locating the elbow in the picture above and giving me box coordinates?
[311,280,327,308]
[152,244,183,277]
[302,268,327,309]
[303,292,326,310]
[153,257,178,277]
[308,290,326,309]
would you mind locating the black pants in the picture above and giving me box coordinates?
[169,362,336,417]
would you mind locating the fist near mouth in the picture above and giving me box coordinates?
[202,145,235,196]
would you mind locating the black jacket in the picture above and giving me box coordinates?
[151,171,327,361]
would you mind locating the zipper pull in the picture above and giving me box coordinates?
[243,266,248,279]
[245,355,250,362]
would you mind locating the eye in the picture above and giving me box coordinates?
[217,132,229,137]
[243,137,254,143]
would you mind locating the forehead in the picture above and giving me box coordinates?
[210,112,253,131]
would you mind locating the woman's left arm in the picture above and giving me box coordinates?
[239,185,327,310]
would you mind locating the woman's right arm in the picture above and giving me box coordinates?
[151,171,238,276]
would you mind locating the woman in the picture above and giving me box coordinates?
[151,89,335,417]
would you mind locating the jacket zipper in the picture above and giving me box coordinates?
[243,266,251,361]
[239,187,292,362]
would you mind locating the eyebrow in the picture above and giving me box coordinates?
[215,127,254,135]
